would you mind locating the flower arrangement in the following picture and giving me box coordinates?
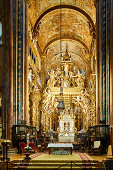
[24,146,31,150]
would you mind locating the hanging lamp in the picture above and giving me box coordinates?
[57,0,65,112]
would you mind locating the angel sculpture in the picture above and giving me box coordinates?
[48,69,57,87]
[81,69,86,80]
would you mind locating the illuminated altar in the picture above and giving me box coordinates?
[58,112,75,142]
[39,46,96,135]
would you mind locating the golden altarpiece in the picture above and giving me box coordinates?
[33,46,97,142]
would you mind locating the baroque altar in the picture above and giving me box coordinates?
[41,46,96,136]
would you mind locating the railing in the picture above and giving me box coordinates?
[56,160,103,169]
[0,160,30,170]
[102,160,113,170]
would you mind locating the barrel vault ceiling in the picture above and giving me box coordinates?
[27,0,96,72]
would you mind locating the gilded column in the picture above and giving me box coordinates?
[44,115,46,131]
[24,3,29,125]
[50,117,52,130]
[46,116,49,132]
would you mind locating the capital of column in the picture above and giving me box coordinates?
[94,0,100,7]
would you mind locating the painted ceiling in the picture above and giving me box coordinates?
[27,0,96,72]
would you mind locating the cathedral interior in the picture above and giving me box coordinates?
[0,0,113,168]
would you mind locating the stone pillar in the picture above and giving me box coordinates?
[101,0,106,123]
[8,0,13,140]
[16,0,25,124]
[110,0,113,145]
[12,0,17,125]
[106,0,111,125]
[1,0,9,139]
[96,0,110,124]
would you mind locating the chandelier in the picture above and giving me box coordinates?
[57,0,65,112]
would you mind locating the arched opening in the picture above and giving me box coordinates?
[27,0,97,141]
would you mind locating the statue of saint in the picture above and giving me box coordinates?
[73,66,77,75]
[64,63,68,76]
[48,69,56,87]
[56,67,61,76]
[81,69,86,80]
[48,69,55,81]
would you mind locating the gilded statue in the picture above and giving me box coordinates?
[64,63,68,76]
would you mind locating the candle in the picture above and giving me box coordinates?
[27,133,29,147]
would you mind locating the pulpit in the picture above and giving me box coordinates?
[58,114,75,142]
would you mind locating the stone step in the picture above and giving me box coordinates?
[8,148,17,154]
[11,160,103,169]
[12,166,102,170]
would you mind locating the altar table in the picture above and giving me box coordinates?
[47,143,73,154]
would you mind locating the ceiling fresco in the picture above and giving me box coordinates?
[37,9,92,53]
[28,0,96,27]
[27,0,96,72]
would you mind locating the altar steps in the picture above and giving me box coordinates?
[8,148,17,155]
[11,160,103,169]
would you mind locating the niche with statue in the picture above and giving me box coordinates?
[58,114,75,142]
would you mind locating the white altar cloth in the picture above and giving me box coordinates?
[47,143,73,148]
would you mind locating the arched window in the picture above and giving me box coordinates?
[0,22,2,44]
